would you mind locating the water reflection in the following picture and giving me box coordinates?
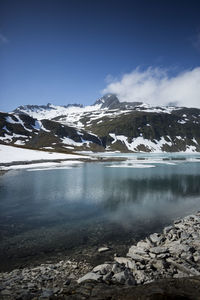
[0,160,200,270]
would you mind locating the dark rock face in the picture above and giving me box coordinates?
[88,109,200,152]
[0,112,103,152]
[94,94,142,109]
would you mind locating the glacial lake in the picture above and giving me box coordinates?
[0,153,200,271]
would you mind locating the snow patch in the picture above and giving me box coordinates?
[0,145,88,164]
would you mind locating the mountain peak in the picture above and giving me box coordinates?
[94,94,120,109]
[94,94,143,109]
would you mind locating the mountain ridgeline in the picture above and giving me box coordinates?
[1,94,200,153]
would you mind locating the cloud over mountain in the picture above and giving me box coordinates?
[103,67,200,108]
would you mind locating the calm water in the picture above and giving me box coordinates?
[0,154,200,270]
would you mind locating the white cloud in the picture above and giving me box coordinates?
[102,67,200,108]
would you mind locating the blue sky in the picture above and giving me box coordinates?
[0,0,200,111]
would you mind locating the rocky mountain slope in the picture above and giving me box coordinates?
[1,94,200,152]
[0,112,103,152]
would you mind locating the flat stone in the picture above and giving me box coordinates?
[149,246,168,254]
[127,253,150,263]
[128,245,148,256]
[93,264,112,275]
[168,242,190,254]
[157,253,170,259]
[98,247,110,253]
[77,272,102,284]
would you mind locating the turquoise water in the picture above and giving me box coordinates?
[0,155,200,270]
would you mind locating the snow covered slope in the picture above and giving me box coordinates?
[0,111,103,152]
[0,144,85,164]
[1,94,200,153]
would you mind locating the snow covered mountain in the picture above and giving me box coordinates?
[0,111,102,152]
[1,94,200,153]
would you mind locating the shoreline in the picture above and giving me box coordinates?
[1,212,200,299]
[0,157,126,172]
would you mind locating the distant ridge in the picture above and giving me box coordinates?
[0,94,199,153]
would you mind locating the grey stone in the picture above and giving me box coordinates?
[163,225,173,235]
[77,272,102,284]
[134,270,146,284]
[149,246,168,254]
[151,259,165,271]
[127,253,150,263]
[98,247,110,253]
[136,241,151,250]
[40,288,54,298]
[193,255,200,263]
[112,271,127,284]
[114,257,136,270]
[168,241,190,254]
[149,233,162,245]
[93,263,112,275]
[166,258,200,276]
[112,263,124,274]
[103,271,113,282]
[127,245,148,256]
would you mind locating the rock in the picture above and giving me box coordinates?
[103,272,113,282]
[98,247,110,253]
[77,272,102,284]
[112,263,124,274]
[166,258,200,276]
[157,253,170,259]
[93,264,112,275]
[149,252,156,258]
[151,259,165,271]
[125,276,136,286]
[40,288,54,298]
[134,270,146,284]
[193,254,200,263]
[114,257,136,270]
[1,289,11,295]
[1,211,200,299]
[112,271,128,284]
[167,241,190,254]
[149,233,162,245]
[127,252,150,263]
[149,246,168,254]
[127,245,148,256]
[163,225,173,235]
[136,240,151,250]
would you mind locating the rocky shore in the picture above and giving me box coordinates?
[1,212,200,299]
